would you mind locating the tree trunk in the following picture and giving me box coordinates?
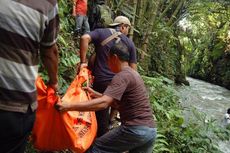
[129,0,138,40]
[159,0,176,19]
[136,0,147,27]
[141,0,160,59]
[167,0,184,26]
[114,0,126,12]
[174,31,189,85]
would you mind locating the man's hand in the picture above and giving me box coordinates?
[40,44,59,92]
[76,62,88,74]
[55,100,70,112]
[80,63,88,69]
[48,82,58,92]
[82,86,102,98]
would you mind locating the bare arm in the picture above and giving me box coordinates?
[57,95,114,112]
[80,34,92,63]
[40,44,59,90]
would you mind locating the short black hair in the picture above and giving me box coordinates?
[110,42,129,61]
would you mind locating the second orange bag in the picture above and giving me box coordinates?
[32,68,97,152]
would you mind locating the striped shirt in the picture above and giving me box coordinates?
[0,0,59,113]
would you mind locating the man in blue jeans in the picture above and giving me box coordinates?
[56,42,156,152]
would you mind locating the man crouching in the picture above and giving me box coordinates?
[56,41,156,153]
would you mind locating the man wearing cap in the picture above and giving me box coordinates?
[79,15,137,137]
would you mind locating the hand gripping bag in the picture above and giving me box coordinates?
[32,77,71,151]
[32,68,97,152]
[61,68,97,152]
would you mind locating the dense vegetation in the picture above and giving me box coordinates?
[181,1,230,89]
[30,0,230,152]
[48,0,230,91]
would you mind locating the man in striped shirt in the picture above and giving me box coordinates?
[0,0,59,152]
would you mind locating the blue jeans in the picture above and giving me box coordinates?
[75,15,90,35]
[86,125,157,153]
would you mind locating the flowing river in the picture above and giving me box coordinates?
[175,77,230,153]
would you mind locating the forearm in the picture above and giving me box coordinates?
[92,90,103,98]
[41,44,58,85]
[68,96,112,111]
[80,34,91,63]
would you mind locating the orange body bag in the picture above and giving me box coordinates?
[32,68,97,152]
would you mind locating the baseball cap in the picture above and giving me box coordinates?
[109,16,131,27]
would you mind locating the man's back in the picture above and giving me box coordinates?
[0,0,59,112]
[89,28,136,83]
[104,67,155,128]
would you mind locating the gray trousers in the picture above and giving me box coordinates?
[75,15,90,35]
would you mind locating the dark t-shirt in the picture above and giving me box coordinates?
[89,28,137,84]
[104,67,155,128]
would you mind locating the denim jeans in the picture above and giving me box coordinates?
[0,109,35,153]
[75,15,90,35]
[86,125,157,153]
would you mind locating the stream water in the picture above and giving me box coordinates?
[175,77,230,153]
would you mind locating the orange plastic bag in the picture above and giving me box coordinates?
[32,77,71,151]
[61,68,97,152]
[32,68,97,152]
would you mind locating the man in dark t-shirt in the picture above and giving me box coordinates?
[57,42,156,153]
[79,16,137,137]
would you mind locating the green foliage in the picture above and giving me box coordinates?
[147,22,179,79]
[179,109,222,153]
[39,0,80,94]
[181,0,230,88]
[25,141,37,153]
[57,0,80,94]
